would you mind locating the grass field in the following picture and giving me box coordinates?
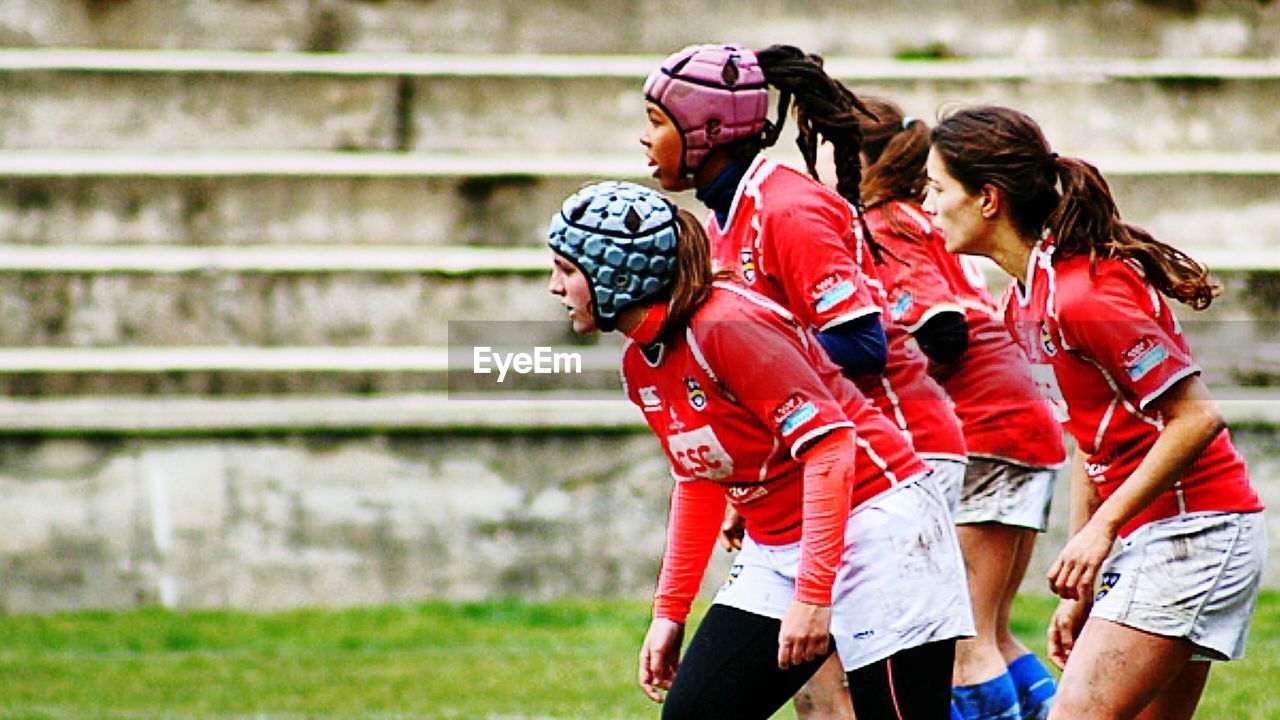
[0,592,1276,719]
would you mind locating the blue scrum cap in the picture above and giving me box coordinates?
[548,181,680,330]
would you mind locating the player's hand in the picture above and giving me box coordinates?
[778,600,832,670]
[638,618,684,703]
[718,506,745,552]
[1046,597,1090,670]
[1047,519,1115,600]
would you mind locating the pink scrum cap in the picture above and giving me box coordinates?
[644,44,769,175]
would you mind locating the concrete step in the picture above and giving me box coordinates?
[0,243,1277,349]
[0,345,626,396]
[5,51,1280,153]
[2,152,1278,251]
[3,0,1277,59]
[0,390,1275,435]
[0,338,1275,397]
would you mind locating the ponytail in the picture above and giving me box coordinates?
[1049,156,1220,310]
[933,105,1220,310]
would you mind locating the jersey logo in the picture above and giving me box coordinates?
[667,425,734,480]
[890,290,914,322]
[812,273,855,313]
[773,392,818,437]
[638,385,662,411]
[1096,572,1121,601]
[740,248,757,284]
[1039,322,1058,357]
[684,377,708,410]
[726,483,768,504]
[1122,336,1168,381]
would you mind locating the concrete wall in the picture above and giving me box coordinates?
[1,428,1276,613]
[1,0,1277,58]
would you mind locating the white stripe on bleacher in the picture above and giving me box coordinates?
[0,394,646,433]
[1,150,1277,179]
[0,244,1274,273]
[3,49,1280,81]
[0,391,1271,434]
[0,245,549,274]
[0,346,622,373]
[0,151,648,178]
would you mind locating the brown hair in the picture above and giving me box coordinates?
[657,209,730,344]
[930,105,1220,309]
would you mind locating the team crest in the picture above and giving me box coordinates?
[1040,322,1058,357]
[740,248,757,284]
[1096,572,1121,601]
[684,377,708,410]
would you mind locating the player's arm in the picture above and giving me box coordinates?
[815,315,887,376]
[641,478,725,702]
[1048,375,1223,601]
[1048,447,1096,668]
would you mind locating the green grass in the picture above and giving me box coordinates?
[0,593,1276,719]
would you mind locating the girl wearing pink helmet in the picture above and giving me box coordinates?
[642,45,972,717]
[548,181,972,720]
[924,105,1265,720]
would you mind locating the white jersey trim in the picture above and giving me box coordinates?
[902,303,966,334]
[817,305,882,333]
[1139,364,1202,411]
[790,421,857,461]
[967,452,1068,471]
[709,154,770,237]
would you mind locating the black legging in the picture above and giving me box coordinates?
[662,604,956,720]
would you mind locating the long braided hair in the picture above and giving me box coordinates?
[750,45,887,261]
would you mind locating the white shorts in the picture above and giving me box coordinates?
[712,474,976,672]
[954,457,1056,531]
[1091,511,1266,661]
[924,457,967,514]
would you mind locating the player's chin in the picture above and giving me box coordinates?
[657,172,692,193]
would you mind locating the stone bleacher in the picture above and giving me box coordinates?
[0,0,1277,612]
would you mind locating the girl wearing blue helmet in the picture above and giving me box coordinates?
[548,180,974,720]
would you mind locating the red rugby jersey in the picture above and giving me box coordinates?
[623,282,925,622]
[707,157,965,460]
[1003,242,1261,537]
[866,201,1066,468]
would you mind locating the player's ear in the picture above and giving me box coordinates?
[978,182,1000,220]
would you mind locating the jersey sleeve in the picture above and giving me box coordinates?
[874,219,965,332]
[696,309,854,459]
[652,478,726,623]
[1056,262,1200,409]
[761,193,881,333]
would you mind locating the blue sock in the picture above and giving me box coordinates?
[1008,653,1057,720]
[952,672,1021,720]
[951,701,965,720]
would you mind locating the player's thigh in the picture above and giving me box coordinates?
[792,653,855,720]
[664,605,829,720]
[1134,660,1210,720]
[1050,617,1197,720]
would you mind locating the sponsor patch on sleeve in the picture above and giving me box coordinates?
[889,290,914,322]
[1121,335,1169,381]
[811,273,856,314]
[772,392,818,437]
